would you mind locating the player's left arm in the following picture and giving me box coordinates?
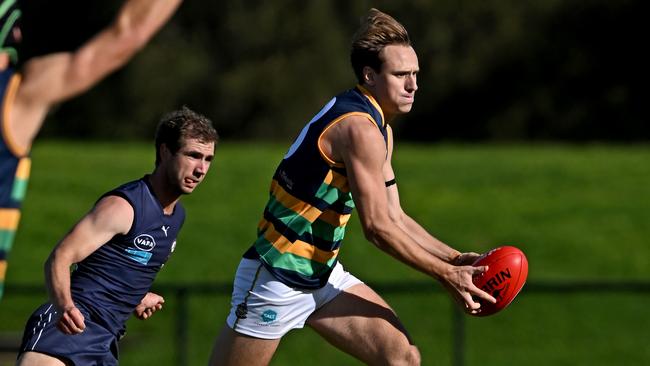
[383,126,475,264]
[134,292,165,320]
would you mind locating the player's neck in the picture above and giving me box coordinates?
[146,173,180,215]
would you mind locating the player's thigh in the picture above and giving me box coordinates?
[306,283,420,365]
[16,351,69,366]
[209,324,281,366]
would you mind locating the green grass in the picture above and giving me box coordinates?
[1,141,649,365]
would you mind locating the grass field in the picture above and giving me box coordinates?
[1,141,649,365]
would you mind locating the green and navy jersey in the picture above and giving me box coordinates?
[0,67,26,300]
[244,85,388,289]
[71,176,185,335]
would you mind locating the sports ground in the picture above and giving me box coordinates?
[1,141,648,365]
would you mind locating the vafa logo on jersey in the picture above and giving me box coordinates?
[134,234,156,251]
[126,233,156,265]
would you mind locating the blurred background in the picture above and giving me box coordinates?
[20,0,648,142]
[2,0,649,365]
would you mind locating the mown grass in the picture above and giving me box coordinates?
[1,141,649,365]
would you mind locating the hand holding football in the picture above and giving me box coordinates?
[471,246,528,317]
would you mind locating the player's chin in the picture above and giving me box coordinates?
[173,183,193,196]
[398,103,414,113]
[180,185,197,195]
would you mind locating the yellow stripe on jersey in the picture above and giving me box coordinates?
[1,74,27,157]
[262,221,339,264]
[269,179,323,223]
[0,208,20,230]
[257,217,270,232]
[15,157,31,179]
[323,169,349,192]
[286,240,339,264]
[318,209,351,228]
[257,206,349,233]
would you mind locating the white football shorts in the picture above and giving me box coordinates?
[225,258,363,339]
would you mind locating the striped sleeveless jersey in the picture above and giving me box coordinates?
[0,67,25,300]
[244,85,388,289]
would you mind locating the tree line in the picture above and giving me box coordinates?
[20,0,647,142]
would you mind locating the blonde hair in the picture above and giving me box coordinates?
[350,8,411,83]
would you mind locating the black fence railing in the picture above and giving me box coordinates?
[4,280,650,366]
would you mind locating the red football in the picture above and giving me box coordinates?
[471,246,528,317]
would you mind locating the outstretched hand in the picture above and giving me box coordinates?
[134,292,165,320]
[442,264,496,315]
[57,305,86,335]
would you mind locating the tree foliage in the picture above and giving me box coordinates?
[21,0,647,141]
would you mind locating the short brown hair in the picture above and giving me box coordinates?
[155,106,218,166]
[350,8,411,84]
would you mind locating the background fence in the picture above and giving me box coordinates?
[4,280,649,366]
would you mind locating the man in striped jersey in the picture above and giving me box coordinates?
[0,0,183,301]
[210,8,497,366]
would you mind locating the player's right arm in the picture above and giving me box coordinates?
[9,0,183,152]
[45,196,134,334]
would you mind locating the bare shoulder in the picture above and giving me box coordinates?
[321,114,384,163]
[94,194,133,211]
[92,194,135,220]
[87,194,135,234]
[338,114,384,139]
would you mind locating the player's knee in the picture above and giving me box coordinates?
[383,344,420,366]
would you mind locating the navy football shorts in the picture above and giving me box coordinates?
[18,302,120,365]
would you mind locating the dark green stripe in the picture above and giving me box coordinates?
[266,196,347,244]
[266,195,312,234]
[254,237,335,276]
[315,181,348,205]
[267,200,345,244]
[311,218,346,243]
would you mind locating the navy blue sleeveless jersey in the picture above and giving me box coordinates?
[244,85,388,288]
[70,176,185,334]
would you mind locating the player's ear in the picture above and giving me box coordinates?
[363,66,376,86]
[160,143,173,160]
